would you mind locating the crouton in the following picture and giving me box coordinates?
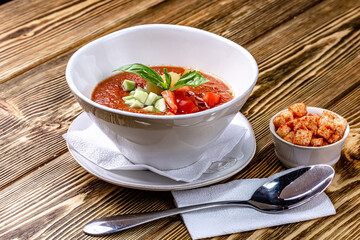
[286,119,296,129]
[293,129,312,146]
[328,134,342,144]
[283,131,295,143]
[288,118,307,132]
[279,110,294,122]
[273,115,286,129]
[308,113,321,124]
[289,103,307,118]
[300,116,318,134]
[317,126,333,140]
[322,110,337,120]
[310,138,323,147]
[334,117,347,136]
[306,122,318,135]
[307,115,320,124]
[276,125,292,138]
[318,116,335,130]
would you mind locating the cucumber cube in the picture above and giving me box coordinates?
[136,87,146,92]
[144,92,159,106]
[134,90,148,104]
[143,106,156,112]
[122,80,136,91]
[125,99,135,105]
[122,96,134,101]
[129,91,135,96]
[154,98,166,112]
[130,100,144,108]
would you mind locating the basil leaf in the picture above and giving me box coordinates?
[114,63,167,90]
[163,68,172,89]
[170,71,209,91]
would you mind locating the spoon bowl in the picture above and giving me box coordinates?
[248,165,334,212]
[84,164,334,235]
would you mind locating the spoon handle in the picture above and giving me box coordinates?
[83,200,249,235]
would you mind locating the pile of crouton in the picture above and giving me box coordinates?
[273,103,347,146]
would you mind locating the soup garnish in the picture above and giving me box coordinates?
[91,64,233,115]
[114,63,209,91]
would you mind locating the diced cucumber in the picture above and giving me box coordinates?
[143,106,156,112]
[125,99,136,105]
[136,87,146,92]
[129,91,135,96]
[134,90,148,104]
[154,98,166,112]
[122,80,136,91]
[122,96,134,101]
[144,92,158,106]
[130,100,144,108]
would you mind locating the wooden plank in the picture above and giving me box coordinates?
[0,51,81,190]
[0,0,165,83]
[0,153,181,239]
[0,0,324,84]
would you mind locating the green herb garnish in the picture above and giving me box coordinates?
[114,63,209,91]
[169,70,208,91]
[114,63,166,90]
[163,68,172,89]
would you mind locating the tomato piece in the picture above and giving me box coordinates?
[174,91,198,114]
[161,90,178,113]
[174,86,191,92]
[177,98,198,114]
[174,90,186,99]
[202,92,221,107]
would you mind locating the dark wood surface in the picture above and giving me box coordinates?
[0,0,359,239]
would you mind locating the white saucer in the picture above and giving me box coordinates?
[67,112,256,191]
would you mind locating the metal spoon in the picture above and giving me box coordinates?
[83,164,334,236]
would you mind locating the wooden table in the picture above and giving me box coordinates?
[0,0,359,239]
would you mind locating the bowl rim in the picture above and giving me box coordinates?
[269,106,350,149]
[65,24,259,120]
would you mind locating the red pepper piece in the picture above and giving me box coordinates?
[161,90,178,113]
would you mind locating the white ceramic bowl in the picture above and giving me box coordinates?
[66,24,258,170]
[269,107,349,168]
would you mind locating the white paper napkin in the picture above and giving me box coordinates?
[172,168,336,239]
[63,113,247,182]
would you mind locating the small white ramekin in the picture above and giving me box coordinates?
[269,107,349,168]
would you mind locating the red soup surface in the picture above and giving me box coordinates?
[91,66,234,115]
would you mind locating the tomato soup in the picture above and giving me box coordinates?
[91,66,233,115]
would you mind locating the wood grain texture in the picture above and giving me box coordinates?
[0,0,359,239]
[0,0,164,83]
[0,153,177,239]
[0,0,326,84]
